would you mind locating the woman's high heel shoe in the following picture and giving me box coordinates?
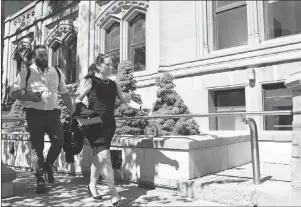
[112,198,121,207]
[88,186,102,200]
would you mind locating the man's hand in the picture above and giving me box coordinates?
[26,91,43,103]
[69,108,75,116]
[61,93,74,117]
[11,90,43,102]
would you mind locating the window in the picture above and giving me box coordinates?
[209,88,246,130]
[129,14,146,72]
[263,83,293,131]
[105,23,120,75]
[264,1,301,40]
[213,1,248,50]
[16,58,22,75]
[51,40,77,84]
[65,37,77,84]
[51,45,62,68]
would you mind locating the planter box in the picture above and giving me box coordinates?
[111,132,251,188]
[1,132,251,189]
[1,132,87,175]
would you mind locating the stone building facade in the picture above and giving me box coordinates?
[2,0,301,143]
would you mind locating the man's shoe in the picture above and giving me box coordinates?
[36,176,47,194]
[44,163,55,183]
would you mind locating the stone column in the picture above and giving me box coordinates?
[246,1,253,45]
[2,38,10,97]
[88,0,97,65]
[195,1,203,58]
[285,70,301,205]
[202,1,209,55]
[34,0,44,45]
[249,1,260,44]
[76,1,91,83]
[146,1,160,74]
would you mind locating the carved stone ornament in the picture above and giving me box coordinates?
[95,0,149,27]
[12,37,33,62]
[45,19,78,48]
[13,8,35,30]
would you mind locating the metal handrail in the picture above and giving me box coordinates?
[1,110,294,122]
[2,109,299,185]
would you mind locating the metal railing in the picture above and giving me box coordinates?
[1,110,297,185]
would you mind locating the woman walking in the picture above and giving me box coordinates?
[75,54,149,206]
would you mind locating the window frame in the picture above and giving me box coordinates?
[98,6,147,76]
[209,87,246,131]
[128,13,146,72]
[65,37,77,84]
[261,82,293,131]
[263,0,301,41]
[105,22,121,75]
[51,43,63,69]
[212,0,248,50]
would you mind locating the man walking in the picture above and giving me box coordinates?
[11,45,74,194]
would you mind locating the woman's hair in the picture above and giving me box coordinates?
[84,53,110,79]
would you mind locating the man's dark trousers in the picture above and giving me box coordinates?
[26,108,64,176]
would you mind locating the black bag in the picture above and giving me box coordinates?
[76,116,105,145]
[63,120,84,157]
[76,116,103,130]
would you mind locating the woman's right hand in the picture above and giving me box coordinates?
[140,107,152,115]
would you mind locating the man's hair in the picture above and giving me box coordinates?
[33,45,47,56]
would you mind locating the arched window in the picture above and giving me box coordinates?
[105,23,120,74]
[129,14,146,72]
[96,1,149,74]
[51,44,62,68]
[46,19,78,84]
[66,37,77,83]
[16,58,22,75]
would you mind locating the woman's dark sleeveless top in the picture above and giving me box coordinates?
[88,76,117,116]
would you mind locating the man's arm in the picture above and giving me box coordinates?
[11,90,42,102]
[61,93,74,114]
[57,69,74,114]
[10,71,41,102]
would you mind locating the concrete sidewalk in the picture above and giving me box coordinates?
[1,170,226,206]
[177,162,298,206]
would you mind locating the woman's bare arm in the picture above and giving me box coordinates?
[116,83,141,110]
[75,79,92,103]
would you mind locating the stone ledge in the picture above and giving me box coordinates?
[285,70,301,89]
[112,132,250,150]
[1,163,17,183]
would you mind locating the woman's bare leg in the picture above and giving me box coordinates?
[89,147,119,202]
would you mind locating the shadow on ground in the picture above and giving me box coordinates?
[2,170,211,207]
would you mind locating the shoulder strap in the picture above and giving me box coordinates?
[24,66,62,92]
[25,67,31,93]
[54,66,61,84]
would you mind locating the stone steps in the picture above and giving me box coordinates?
[176,163,296,206]
[1,163,17,198]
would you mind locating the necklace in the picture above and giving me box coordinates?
[100,78,109,84]
[95,72,109,84]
